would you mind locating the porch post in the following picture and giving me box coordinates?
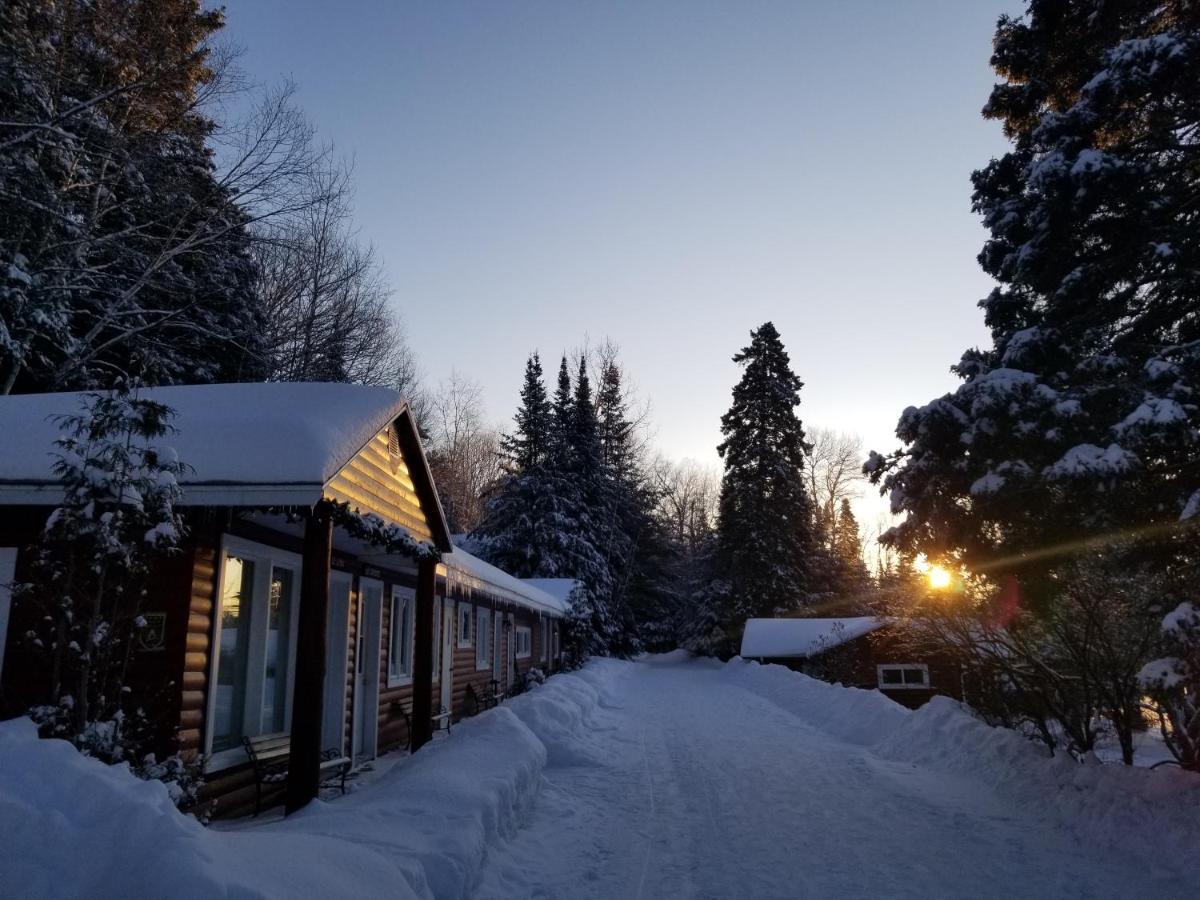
[286,500,333,815]
[410,557,436,751]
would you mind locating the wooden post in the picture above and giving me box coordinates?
[410,557,436,751]
[285,500,333,815]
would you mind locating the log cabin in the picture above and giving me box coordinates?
[0,383,568,817]
[740,617,964,709]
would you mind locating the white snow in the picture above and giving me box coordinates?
[1114,396,1188,433]
[969,472,1006,496]
[740,617,887,659]
[0,383,411,506]
[444,545,569,616]
[3,656,1197,898]
[1182,489,1200,521]
[1044,442,1139,479]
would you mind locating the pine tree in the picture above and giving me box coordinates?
[698,322,818,655]
[832,498,870,595]
[502,354,551,473]
[867,1,1200,598]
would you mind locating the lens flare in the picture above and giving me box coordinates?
[927,565,952,590]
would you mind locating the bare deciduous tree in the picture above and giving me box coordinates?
[426,372,502,533]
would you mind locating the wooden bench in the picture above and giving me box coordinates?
[242,733,351,816]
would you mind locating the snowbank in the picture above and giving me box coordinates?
[0,661,628,900]
[722,657,1200,863]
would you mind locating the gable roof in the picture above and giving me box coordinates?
[740,617,888,659]
[0,383,452,549]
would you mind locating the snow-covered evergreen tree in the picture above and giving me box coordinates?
[832,498,870,596]
[867,1,1200,599]
[503,353,552,473]
[694,322,818,655]
[0,0,263,394]
[17,381,200,803]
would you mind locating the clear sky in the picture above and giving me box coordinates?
[222,0,1023,533]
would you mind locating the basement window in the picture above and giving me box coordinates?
[877,664,930,690]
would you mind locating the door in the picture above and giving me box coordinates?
[439,600,454,713]
[492,610,503,689]
[322,572,353,754]
[353,578,383,763]
[0,548,15,682]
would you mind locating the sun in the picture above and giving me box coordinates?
[927,565,953,590]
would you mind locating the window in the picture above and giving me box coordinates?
[515,626,532,659]
[475,606,491,670]
[388,587,415,686]
[877,663,929,690]
[431,597,442,682]
[209,537,302,762]
[458,601,473,648]
[541,618,550,663]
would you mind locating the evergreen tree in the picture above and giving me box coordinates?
[867,1,1200,599]
[502,354,551,473]
[697,322,818,655]
[832,498,870,595]
[0,0,264,394]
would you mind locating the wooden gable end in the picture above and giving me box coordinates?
[324,422,435,543]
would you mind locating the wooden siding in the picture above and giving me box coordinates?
[179,541,218,758]
[324,425,434,543]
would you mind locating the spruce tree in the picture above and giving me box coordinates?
[701,322,818,654]
[502,354,551,472]
[832,498,870,595]
[868,1,1200,598]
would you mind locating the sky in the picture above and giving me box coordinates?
[221,0,1024,536]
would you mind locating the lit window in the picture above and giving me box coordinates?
[388,587,415,686]
[877,664,930,690]
[210,538,301,758]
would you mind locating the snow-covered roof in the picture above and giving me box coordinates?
[0,383,409,507]
[443,546,569,617]
[520,578,580,605]
[740,617,888,659]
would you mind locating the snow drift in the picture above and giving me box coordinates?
[724,657,1200,864]
[0,661,628,900]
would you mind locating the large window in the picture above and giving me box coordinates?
[388,587,415,686]
[515,626,532,659]
[209,537,301,760]
[475,606,491,670]
[458,601,473,648]
[877,664,929,690]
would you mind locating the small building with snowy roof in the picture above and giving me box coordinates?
[0,382,568,817]
[740,616,963,709]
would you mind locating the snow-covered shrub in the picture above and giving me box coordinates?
[17,382,193,804]
[886,555,1170,764]
[1139,602,1200,770]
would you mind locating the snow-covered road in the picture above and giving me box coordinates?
[475,655,1186,899]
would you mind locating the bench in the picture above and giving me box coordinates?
[389,701,453,749]
[242,733,351,816]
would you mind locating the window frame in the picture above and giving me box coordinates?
[387,585,416,688]
[475,605,491,671]
[205,535,303,771]
[457,600,473,648]
[515,625,532,659]
[876,663,930,690]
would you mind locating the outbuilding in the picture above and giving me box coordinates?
[740,617,963,708]
[0,383,568,817]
